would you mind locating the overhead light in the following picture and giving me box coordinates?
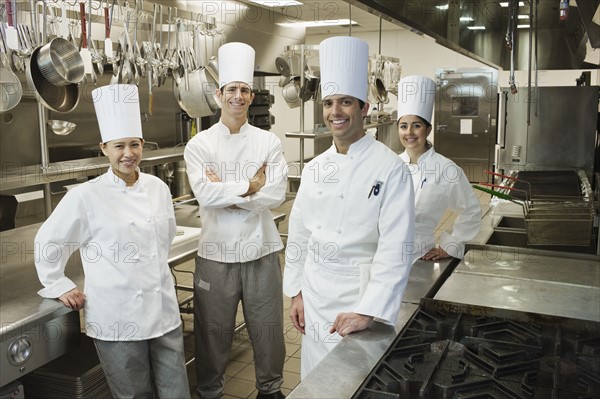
[467,26,486,30]
[499,2,525,7]
[278,19,358,28]
[517,24,531,28]
[248,0,303,6]
[518,14,529,19]
[436,4,449,10]
[460,17,474,22]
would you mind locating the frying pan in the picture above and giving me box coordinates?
[275,56,291,77]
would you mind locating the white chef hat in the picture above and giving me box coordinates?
[319,36,368,102]
[218,42,255,88]
[91,84,142,143]
[397,75,437,124]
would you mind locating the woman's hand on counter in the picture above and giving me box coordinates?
[330,313,373,337]
[290,292,305,334]
[58,288,86,311]
[421,247,451,261]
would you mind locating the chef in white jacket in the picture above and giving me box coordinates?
[397,75,481,260]
[34,84,190,398]
[283,37,415,379]
[184,42,287,399]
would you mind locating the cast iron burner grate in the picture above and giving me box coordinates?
[353,299,600,399]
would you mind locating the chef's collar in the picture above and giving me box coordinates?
[107,166,141,188]
[216,120,251,135]
[401,142,435,164]
[345,133,374,156]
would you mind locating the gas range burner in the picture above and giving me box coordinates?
[353,299,600,398]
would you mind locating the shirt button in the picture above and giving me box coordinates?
[151,254,156,259]
[155,288,160,293]
[349,156,354,160]
[129,220,135,225]
[147,218,152,223]
[317,191,323,195]
[336,228,342,234]
[121,188,126,193]
[136,291,142,297]
[316,225,321,229]
[338,193,344,199]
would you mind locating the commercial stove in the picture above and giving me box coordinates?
[353,298,600,398]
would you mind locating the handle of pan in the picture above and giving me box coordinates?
[485,169,519,182]
[79,2,87,49]
[473,185,528,216]
[478,182,530,205]
[473,184,515,201]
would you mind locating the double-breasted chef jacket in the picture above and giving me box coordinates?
[400,145,482,259]
[35,168,181,341]
[284,134,415,376]
[184,121,287,263]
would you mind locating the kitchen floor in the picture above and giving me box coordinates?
[173,189,491,399]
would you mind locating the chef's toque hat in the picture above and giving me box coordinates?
[319,36,369,102]
[397,75,437,124]
[92,84,143,143]
[218,42,255,88]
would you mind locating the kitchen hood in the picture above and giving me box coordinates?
[351,0,599,70]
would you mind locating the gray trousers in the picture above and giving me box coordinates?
[94,326,190,399]
[194,253,285,399]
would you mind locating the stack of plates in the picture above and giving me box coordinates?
[21,335,111,399]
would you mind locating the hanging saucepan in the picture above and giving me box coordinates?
[205,56,218,82]
[174,67,215,118]
[375,78,388,103]
[201,67,220,113]
[26,46,79,113]
[282,77,300,109]
[0,52,22,112]
[300,72,319,102]
[36,37,84,85]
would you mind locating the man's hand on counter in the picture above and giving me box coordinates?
[290,292,305,334]
[422,247,451,261]
[58,288,86,311]
[330,312,373,337]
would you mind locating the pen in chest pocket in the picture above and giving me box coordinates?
[368,180,383,198]
[420,178,427,189]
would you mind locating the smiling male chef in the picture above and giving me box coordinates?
[283,36,416,378]
[184,42,287,399]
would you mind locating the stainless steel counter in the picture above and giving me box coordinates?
[0,220,201,337]
[435,247,600,322]
[0,207,202,386]
[287,257,456,398]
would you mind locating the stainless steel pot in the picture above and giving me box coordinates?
[174,67,214,118]
[0,52,22,112]
[26,46,79,113]
[282,77,300,109]
[36,37,84,86]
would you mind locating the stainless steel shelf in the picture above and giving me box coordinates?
[1,148,185,192]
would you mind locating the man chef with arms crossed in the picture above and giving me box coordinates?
[283,36,416,378]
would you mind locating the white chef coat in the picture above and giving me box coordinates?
[399,145,482,259]
[34,168,181,341]
[184,121,287,263]
[283,134,415,377]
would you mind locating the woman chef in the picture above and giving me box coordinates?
[34,84,190,398]
[397,75,481,260]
